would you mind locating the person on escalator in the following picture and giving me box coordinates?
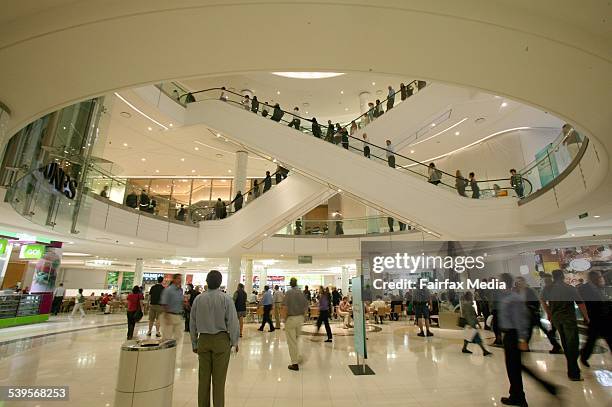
[241,95,251,110]
[341,128,349,150]
[349,121,358,136]
[400,83,407,101]
[387,86,395,110]
[251,96,259,113]
[362,133,371,158]
[270,103,284,122]
[325,120,335,142]
[125,189,138,208]
[455,170,468,197]
[311,118,322,138]
[139,189,150,212]
[252,179,260,198]
[427,163,442,185]
[263,171,272,193]
[214,198,224,219]
[374,99,383,117]
[288,107,301,129]
[233,191,243,212]
[469,172,480,199]
[219,87,229,101]
[385,140,395,168]
[367,102,376,122]
[509,169,524,198]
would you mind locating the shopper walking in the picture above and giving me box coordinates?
[184,284,200,332]
[315,287,333,342]
[126,286,144,340]
[499,273,559,407]
[71,288,86,317]
[190,270,240,407]
[147,276,165,337]
[263,171,272,193]
[258,285,275,332]
[455,170,468,197]
[469,172,480,199]
[578,270,611,366]
[386,140,395,168]
[386,85,395,110]
[460,292,492,355]
[413,282,434,337]
[233,283,247,337]
[510,169,524,198]
[541,269,590,381]
[428,163,442,185]
[273,285,284,329]
[362,133,371,158]
[283,277,309,371]
[311,118,322,138]
[51,283,65,315]
[160,273,185,341]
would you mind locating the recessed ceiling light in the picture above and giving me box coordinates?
[372,82,376,86]
[593,215,601,218]
[340,90,344,94]
[129,241,134,245]
[344,107,348,111]
[263,233,268,237]
[141,158,146,161]
[120,111,131,118]
[147,126,152,131]
[216,133,221,138]
[455,131,460,136]
[272,72,344,79]
[337,189,342,192]
[155,169,159,173]
[228,170,232,173]
[501,102,508,107]
[169,123,173,127]
[191,169,196,173]
[180,158,185,162]
[410,150,415,154]
[272,158,277,163]
[276,91,280,95]
[194,147,199,151]
[305,111,308,114]
[431,123,436,127]
[123,142,128,147]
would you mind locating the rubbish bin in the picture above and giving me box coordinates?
[114,339,177,407]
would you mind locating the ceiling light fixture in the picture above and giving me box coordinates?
[501,102,508,107]
[180,158,185,162]
[455,131,460,136]
[194,147,199,151]
[272,72,345,79]
[147,126,152,131]
[169,123,173,127]
[123,143,128,147]
[141,158,146,161]
[593,215,601,218]
[155,169,160,173]
[371,82,376,86]
[113,92,168,130]
[340,90,344,94]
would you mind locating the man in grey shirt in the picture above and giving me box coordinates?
[283,277,309,371]
[190,270,239,407]
[160,273,184,341]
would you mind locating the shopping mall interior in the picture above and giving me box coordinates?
[0,1,610,406]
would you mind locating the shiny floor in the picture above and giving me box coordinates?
[0,315,610,406]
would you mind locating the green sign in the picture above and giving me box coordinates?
[578,212,589,219]
[298,255,313,264]
[0,239,8,255]
[19,244,45,259]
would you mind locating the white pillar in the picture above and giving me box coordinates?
[260,267,268,290]
[341,266,350,294]
[228,256,242,293]
[134,258,144,287]
[359,92,372,114]
[232,150,248,207]
[245,259,254,294]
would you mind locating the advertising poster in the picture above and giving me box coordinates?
[535,144,560,188]
[30,246,62,314]
[351,275,367,359]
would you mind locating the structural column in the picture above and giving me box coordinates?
[341,266,350,295]
[134,258,144,287]
[260,267,268,290]
[245,259,254,294]
[231,150,248,208]
[228,256,242,292]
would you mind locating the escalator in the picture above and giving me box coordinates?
[183,91,566,239]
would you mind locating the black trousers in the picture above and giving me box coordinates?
[492,309,502,343]
[503,330,557,402]
[387,217,394,232]
[363,146,370,158]
[316,310,332,339]
[288,119,301,129]
[184,309,191,332]
[553,318,580,378]
[51,296,63,315]
[260,305,274,330]
[388,155,395,168]
[581,321,612,361]
[399,222,406,231]
[127,311,137,339]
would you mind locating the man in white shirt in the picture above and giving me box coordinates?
[370,296,387,324]
[51,283,66,315]
[273,285,285,329]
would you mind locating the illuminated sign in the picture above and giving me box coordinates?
[0,239,7,255]
[298,256,312,264]
[19,244,45,259]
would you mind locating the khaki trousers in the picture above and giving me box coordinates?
[198,332,231,407]
[161,313,183,342]
[284,315,303,365]
[274,303,282,328]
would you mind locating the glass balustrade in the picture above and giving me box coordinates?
[275,216,420,237]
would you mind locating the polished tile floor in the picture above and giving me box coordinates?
[0,315,610,406]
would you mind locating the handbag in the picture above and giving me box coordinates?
[134,295,144,322]
[457,316,467,328]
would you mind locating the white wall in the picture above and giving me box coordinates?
[60,267,107,290]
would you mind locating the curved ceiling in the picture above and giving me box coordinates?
[0,0,610,221]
